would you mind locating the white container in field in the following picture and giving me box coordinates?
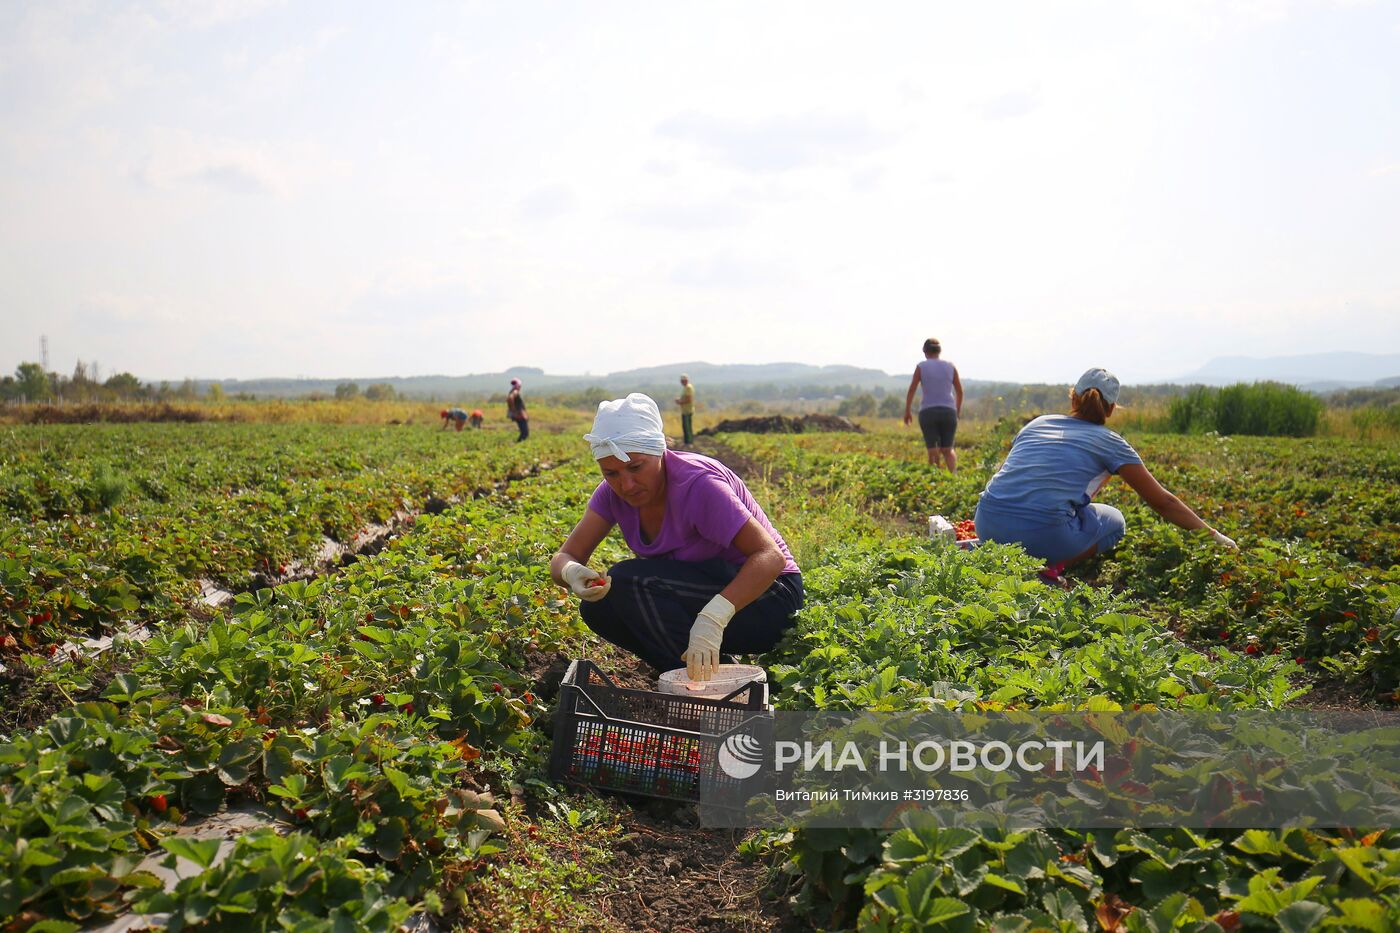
[658,663,767,700]
[928,514,955,541]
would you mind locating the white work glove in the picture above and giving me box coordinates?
[561,561,611,602]
[683,594,736,682]
[1209,528,1239,550]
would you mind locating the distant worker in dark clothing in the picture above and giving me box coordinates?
[441,408,468,431]
[675,374,696,445]
[903,337,964,473]
[469,409,484,429]
[506,378,529,442]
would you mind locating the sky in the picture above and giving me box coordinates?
[2,0,1399,385]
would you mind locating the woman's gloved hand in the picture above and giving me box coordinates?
[561,560,612,602]
[683,594,736,681]
[1209,528,1239,550]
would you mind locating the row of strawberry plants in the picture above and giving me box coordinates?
[1,450,603,928]
[753,531,1400,931]
[721,429,1400,695]
[721,427,1400,569]
[1,423,580,665]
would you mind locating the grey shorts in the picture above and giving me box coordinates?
[918,406,958,448]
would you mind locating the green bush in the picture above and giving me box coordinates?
[1167,386,1217,434]
[1167,382,1321,437]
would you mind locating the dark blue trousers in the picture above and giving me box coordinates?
[579,558,804,673]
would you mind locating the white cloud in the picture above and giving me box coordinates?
[131,130,288,196]
[670,251,783,290]
[621,200,748,230]
[519,184,577,221]
[338,260,496,326]
[656,111,888,173]
[978,86,1042,121]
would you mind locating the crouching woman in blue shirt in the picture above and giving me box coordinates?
[974,368,1238,573]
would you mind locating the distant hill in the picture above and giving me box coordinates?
[1170,352,1400,389]
[178,353,1400,402]
[193,362,919,401]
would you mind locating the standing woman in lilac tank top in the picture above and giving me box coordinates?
[549,394,804,682]
[903,337,964,472]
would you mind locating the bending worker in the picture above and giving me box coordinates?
[975,368,1238,574]
[549,393,803,681]
[440,408,468,431]
[903,337,963,472]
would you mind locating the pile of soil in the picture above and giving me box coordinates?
[19,403,213,424]
[696,414,862,437]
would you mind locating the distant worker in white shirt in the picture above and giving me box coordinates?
[903,337,964,472]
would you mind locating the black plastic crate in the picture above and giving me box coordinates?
[549,659,771,804]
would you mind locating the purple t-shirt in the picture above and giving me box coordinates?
[587,450,799,574]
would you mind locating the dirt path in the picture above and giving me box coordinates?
[529,649,805,933]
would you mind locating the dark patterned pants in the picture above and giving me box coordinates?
[579,558,803,673]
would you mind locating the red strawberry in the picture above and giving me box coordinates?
[1295,657,1306,665]
[1244,644,1260,656]
[371,694,385,705]
[400,702,413,713]
[492,683,503,693]
[523,692,535,704]
[150,794,168,813]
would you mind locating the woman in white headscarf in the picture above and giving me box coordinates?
[549,393,803,681]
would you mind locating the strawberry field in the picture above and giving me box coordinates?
[2,416,1399,931]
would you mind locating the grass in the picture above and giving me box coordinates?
[450,801,619,932]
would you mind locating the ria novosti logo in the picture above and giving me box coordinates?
[717,731,765,780]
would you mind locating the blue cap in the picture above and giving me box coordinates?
[1074,368,1122,406]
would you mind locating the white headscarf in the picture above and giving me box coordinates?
[584,393,667,462]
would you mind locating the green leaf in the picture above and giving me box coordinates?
[980,873,1027,896]
[26,921,82,933]
[161,836,222,870]
[922,896,972,925]
[375,817,408,862]
[1274,901,1329,933]
[1233,830,1285,857]
[19,842,62,869]
[48,866,107,886]
[1235,870,1323,916]
[1331,898,1391,933]
[1333,846,1380,887]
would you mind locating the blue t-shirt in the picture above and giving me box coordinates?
[978,415,1142,524]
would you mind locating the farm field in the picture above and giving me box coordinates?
[2,415,1399,931]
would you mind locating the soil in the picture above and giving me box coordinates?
[1288,676,1386,712]
[695,414,863,437]
[592,801,804,933]
[684,438,776,486]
